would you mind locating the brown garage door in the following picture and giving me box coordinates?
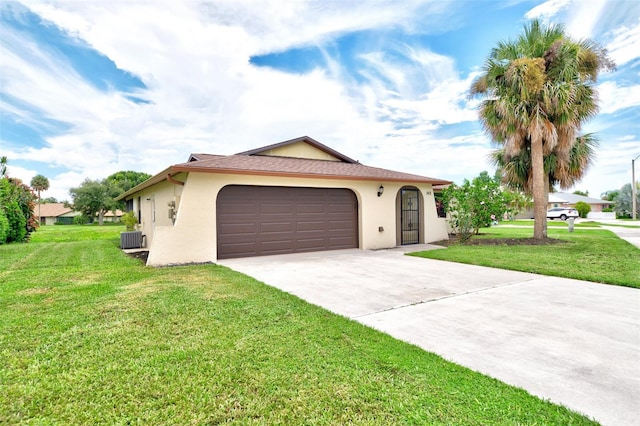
[217,185,358,259]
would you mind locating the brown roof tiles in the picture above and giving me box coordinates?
[36,203,73,217]
[172,154,449,184]
[116,137,451,201]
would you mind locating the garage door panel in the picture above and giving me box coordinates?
[218,242,258,257]
[327,218,354,227]
[296,220,326,231]
[259,240,296,254]
[260,222,294,233]
[260,203,293,215]
[217,186,358,259]
[328,203,355,213]
[219,222,258,235]
[296,204,326,214]
[296,238,327,249]
[218,205,259,216]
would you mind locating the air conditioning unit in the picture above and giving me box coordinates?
[120,231,143,249]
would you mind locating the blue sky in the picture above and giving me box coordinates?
[1,0,639,201]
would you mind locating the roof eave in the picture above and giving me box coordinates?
[171,164,451,185]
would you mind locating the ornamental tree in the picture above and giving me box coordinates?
[441,171,510,241]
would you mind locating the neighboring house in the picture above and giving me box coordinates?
[37,203,80,225]
[117,136,451,266]
[102,210,124,223]
[548,192,614,212]
[517,192,615,219]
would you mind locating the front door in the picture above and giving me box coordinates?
[401,188,419,244]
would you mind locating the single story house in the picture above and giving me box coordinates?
[548,192,614,212]
[117,136,451,266]
[36,203,80,225]
[102,209,124,223]
[517,192,615,219]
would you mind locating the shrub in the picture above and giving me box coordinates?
[442,172,510,241]
[4,201,27,242]
[0,209,9,244]
[0,168,37,242]
[575,201,591,218]
[120,211,138,231]
[73,214,89,225]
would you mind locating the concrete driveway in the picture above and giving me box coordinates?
[219,246,640,426]
[603,223,640,249]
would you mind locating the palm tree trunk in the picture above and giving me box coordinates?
[531,135,547,239]
[543,173,549,237]
[37,190,41,226]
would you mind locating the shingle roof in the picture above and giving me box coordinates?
[171,154,450,184]
[116,137,451,201]
[235,135,358,163]
[552,192,615,205]
[37,203,73,217]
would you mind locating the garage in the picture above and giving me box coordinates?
[217,185,359,259]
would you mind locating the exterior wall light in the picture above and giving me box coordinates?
[377,185,384,197]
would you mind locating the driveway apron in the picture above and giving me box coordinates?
[603,225,640,249]
[219,247,640,426]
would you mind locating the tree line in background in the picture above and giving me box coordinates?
[69,171,151,225]
[602,183,640,218]
[0,157,151,244]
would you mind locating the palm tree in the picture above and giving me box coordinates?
[491,133,598,193]
[30,174,50,225]
[471,19,614,239]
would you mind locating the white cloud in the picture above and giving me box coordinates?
[6,165,37,187]
[564,0,608,39]
[568,135,640,196]
[605,18,640,66]
[355,45,478,135]
[3,0,636,202]
[598,81,640,114]
[5,1,477,182]
[525,0,572,21]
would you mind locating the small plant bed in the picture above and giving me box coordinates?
[413,227,639,288]
[434,234,566,247]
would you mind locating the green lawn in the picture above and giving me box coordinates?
[1,225,597,424]
[411,226,640,288]
[502,219,640,229]
[502,219,599,228]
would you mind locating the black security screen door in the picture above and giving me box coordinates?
[401,188,419,245]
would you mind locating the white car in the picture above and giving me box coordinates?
[546,207,579,220]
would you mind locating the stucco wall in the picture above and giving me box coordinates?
[139,172,448,266]
[43,216,57,226]
[260,144,341,161]
[132,178,184,250]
